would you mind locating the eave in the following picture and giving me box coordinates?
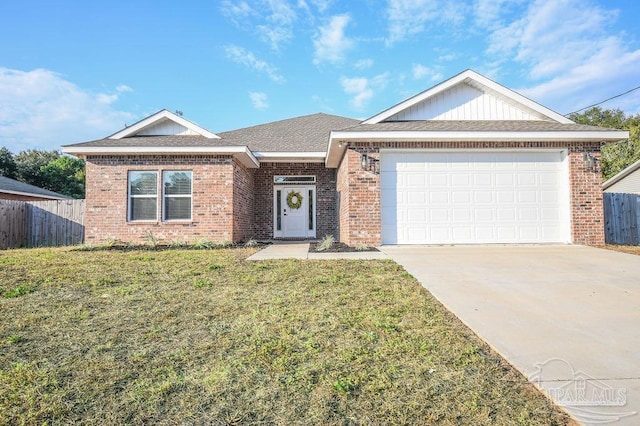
[62,146,260,168]
[325,129,630,168]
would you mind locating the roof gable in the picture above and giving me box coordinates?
[363,69,572,124]
[109,109,219,139]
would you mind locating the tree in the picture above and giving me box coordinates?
[569,107,640,181]
[0,147,17,179]
[40,156,86,198]
[14,149,60,188]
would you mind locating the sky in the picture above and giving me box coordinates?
[1,0,639,153]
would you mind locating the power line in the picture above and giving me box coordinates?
[564,84,640,116]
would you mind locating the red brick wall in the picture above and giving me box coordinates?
[336,149,380,246]
[336,141,605,246]
[568,145,604,245]
[253,163,337,240]
[232,160,255,242]
[336,151,350,244]
[84,155,237,244]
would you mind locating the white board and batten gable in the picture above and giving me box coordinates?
[363,69,572,124]
[109,109,220,139]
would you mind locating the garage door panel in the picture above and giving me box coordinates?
[380,150,569,244]
[474,191,494,203]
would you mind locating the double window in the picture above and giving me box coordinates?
[128,170,192,222]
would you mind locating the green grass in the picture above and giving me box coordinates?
[0,247,571,425]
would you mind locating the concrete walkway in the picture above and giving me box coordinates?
[246,242,389,260]
[381,245,640,426]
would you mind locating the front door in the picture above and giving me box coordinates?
[274,186,316,238]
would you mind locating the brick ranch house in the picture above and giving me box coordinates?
[63,70,628,247]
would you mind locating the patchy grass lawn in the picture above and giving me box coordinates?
[604,244,640,256]
[0,247,570,425]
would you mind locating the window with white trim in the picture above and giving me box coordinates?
[162,171,192,221]
[128,171,158,221]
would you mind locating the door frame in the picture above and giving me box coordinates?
[273,185,317,239]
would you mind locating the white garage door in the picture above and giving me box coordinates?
[380,150,570,244]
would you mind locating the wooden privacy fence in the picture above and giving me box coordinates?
[0,199,84,249]
[604,193,640,245]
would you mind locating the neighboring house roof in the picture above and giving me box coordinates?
[0,175,71,200]
[603,158,640,193]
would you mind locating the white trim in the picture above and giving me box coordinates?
[110,109,220,139]
[254,151,326,163]
[379,147,569,154]
[273,185,317,239]
[0,189,68,200]
[363,70,573,124]
[325,129,628,168]
[330,130,629,141]
[62,145,260,168]
[603,158,640,190]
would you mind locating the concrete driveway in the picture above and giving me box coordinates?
[381,245,640,426]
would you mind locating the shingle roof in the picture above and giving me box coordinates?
[63,113,361,153]
[0,175,71,199]
[218,113,360,152]
[340,120,619,133]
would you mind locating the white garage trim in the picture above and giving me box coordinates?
[380,149,571,245]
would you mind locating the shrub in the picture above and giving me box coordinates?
[316,235,335,252]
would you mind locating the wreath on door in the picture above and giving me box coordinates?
[287,190,303,210]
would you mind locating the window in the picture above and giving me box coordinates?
[273,175,316,183]
[163,171,192,221]
[128,171,158,221]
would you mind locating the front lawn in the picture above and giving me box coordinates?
[0,247,570,425]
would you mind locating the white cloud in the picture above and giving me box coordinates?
[412,64,442,81]
[354,58,374,69]
[310,0,332,12]
[385,0,465,45]
[386,0,437,45]
[341,73,389,110]
[485,0,640,114]
[249,91,269,110]
[473,0,521,30]
[221,0,297,50]
[313,14,354,65]
[225,44,285,83]
[220,0,255,21]
[0,67,135,152]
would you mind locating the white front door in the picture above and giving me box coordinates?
[274,186,316,238]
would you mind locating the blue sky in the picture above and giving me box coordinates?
[1,0,639,153]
